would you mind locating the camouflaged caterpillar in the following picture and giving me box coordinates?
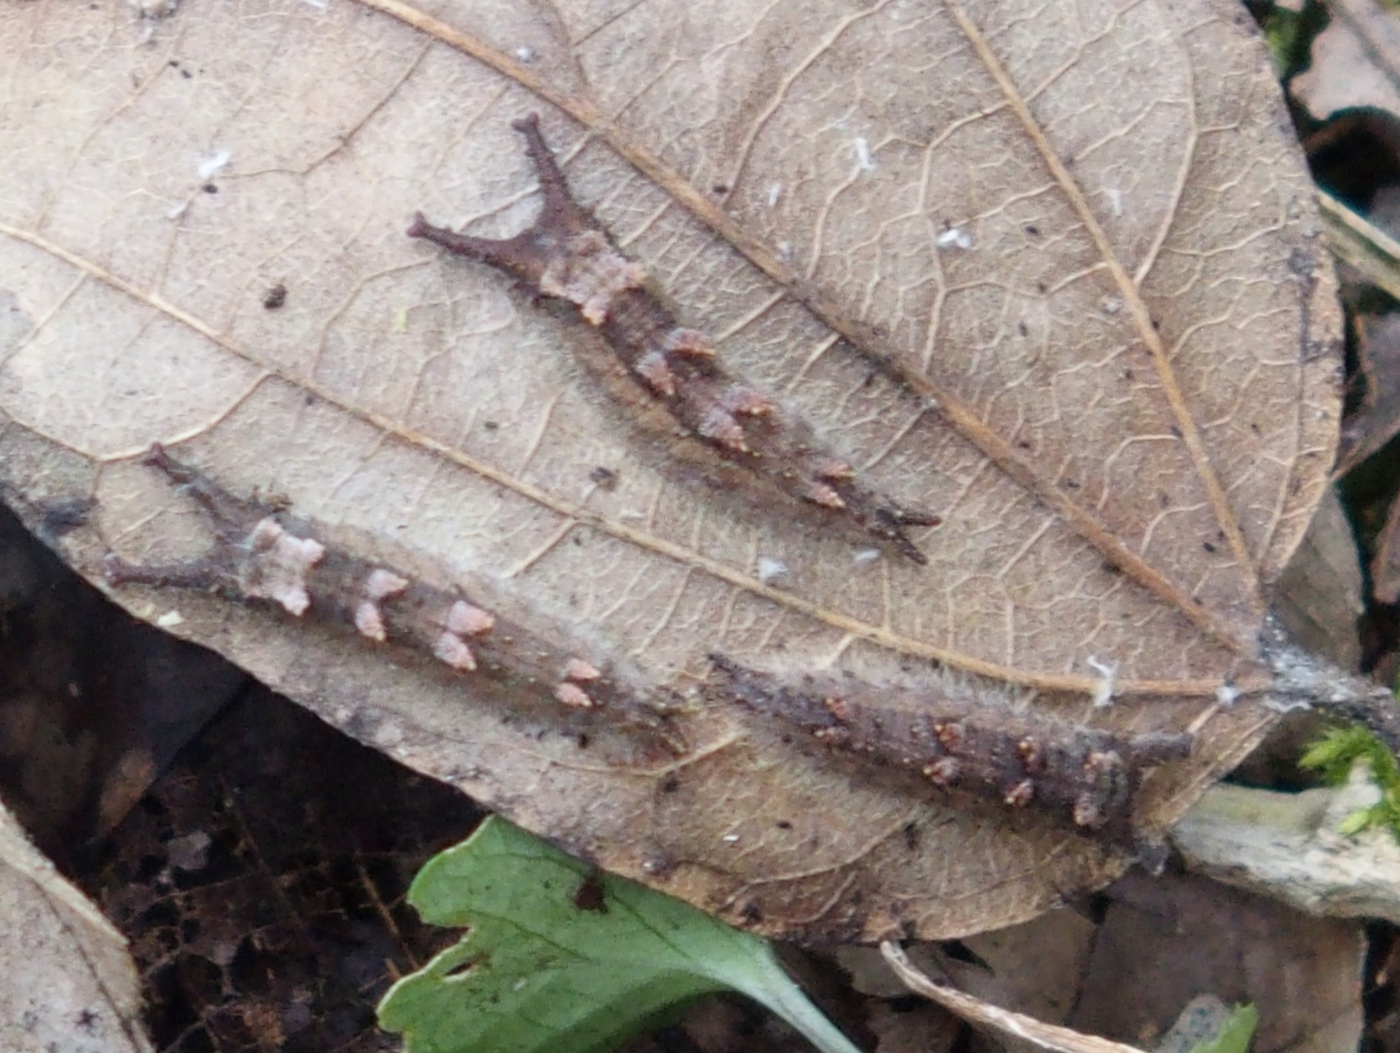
[408,113,940,564]
[103,444,636,715]
[709,654,1193,840]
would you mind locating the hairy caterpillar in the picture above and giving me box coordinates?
[408,114,939,564]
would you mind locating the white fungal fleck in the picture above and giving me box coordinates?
[853,548,882,565]
[1087,655,1117,708]
[129,0,179,17]
[301,0,328,8]
[155,609,184,628]
[854,137,875,172]
[1216,682,1240,708]
[1101,296,1123,315]
[776,241,793,262]
[767,183,782,208]
[514,44,536,63]
[935,227,973,251]
[167,202,189,220]
[1263,697,1313,714]
[197,149,231,180]
[1105,188,1123,216]
[757,558,789,585]
[722,833,741,843]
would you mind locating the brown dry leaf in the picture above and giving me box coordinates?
[1342,310,1400,488]
[0,801,154,1053]
[0,0,1340,940]
[1073,871,1364,1053]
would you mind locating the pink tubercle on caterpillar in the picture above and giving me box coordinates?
[564,658,602,682]
[446,600,495,637]
[365,568,410,600]
[355,601,388,642]
[240,518,324,616]
[433,630,478,672]
[554,682,595,709]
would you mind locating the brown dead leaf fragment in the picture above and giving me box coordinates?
[1340,312,1400,482]
[0,0,1340,940]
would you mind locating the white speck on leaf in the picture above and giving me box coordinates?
[197,149,231,180]
[935,227,973,251]
[1087,655,1117,708]
[767,183,782,207]
[854,137,875,172]
[156,609,184,628]
[1105,187,1124,216]
[757,558,789,585]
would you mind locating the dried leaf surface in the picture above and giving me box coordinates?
[0,0,1340,939]
[0,802,153,1053]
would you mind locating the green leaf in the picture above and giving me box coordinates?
[1187,1003,1258,1053]
[1299,725,1400,840]
[377,816,865,1053]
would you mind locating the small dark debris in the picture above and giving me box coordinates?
[484,420,499,431]
[589,466,619,490]
[262,283,287,310]
[1024,224,1040,237]
[712,183,729,194]
[776,819,792,830]
[1203,541,1217,553]
[573,872,608,913]
[202,183,218,194]
[660,773,680,793]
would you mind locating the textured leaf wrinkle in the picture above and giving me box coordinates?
[102,444,654,722]
[407,114,940,564]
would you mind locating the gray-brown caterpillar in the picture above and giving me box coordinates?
[408,114,940,564]
[709,654,1192,838]
[103,444,638,716]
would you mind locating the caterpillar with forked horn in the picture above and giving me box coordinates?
[408,114,939,564]
[102,443,641,717]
